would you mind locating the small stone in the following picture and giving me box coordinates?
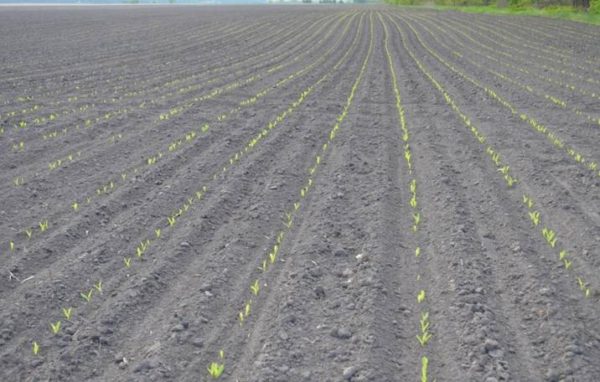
[343,366,358,380]
[180,241,191,248]
[190,338,204,348]
[334,248,348,257]
[171,323,185,332]
[199,283,212,292]
[278,330,289,341]
[114,352,125,363]
[314,286,326,299]
[300,370,312,379]
[331,327,352,339]
[484,338,500,353]
[545,369,560,382]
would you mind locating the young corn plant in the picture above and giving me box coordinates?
[417,290,426,304]
[207,362,224,379]
[124,257,132,268]
[62,307,73,321]
[421,356,429,382]
[39,220,49,232]
[250,280,260,296]
[542,227,557,248]
[32,341,40,355]
[50,321,61,335]
[94,281,103,293]
[529,211,540,226]
[80,289,93,303]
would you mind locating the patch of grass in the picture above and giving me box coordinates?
[428,5,600,25]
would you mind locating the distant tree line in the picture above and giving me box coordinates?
[385,0,599,12]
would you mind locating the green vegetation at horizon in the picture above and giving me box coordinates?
[385,0,600,25]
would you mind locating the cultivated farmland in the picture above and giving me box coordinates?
[1,5,599,381]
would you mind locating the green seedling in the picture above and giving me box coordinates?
[259,260,268,272]
[72,202,79,211]
[417,331,432,347]
[155,229,161,238]
[25,228,33,239]
[505,175,517,188]
[250,280,260,296]
[168,216,176,226]
[415,247,421,257]
[10,241,14,251]
[244,301,251,318]
[522,195,533,209]
[529,211,540,226]
[420,312,430,332]
[94,281,103,293]
[421,356,429,382]
[32,341,40,355]
[124,257,132,268]
[269,251,277,264]
[410,194,417,209]
[413,212,421,227]
[80,289,93,303]
[238,311,245,325]
[542,227,557,248]
[207,362,224,378]
[498,165,510,175]
[410,179,417,194]
[417,290,426,303]
[62,307,73,321]
[294,202,300,211]
[559,250,568,261]
[50,321,61,335]
[563,259,572,270]
[39,220,49,232]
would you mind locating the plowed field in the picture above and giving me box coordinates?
[1,5,599,381]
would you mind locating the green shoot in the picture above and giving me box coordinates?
[39,220,49,232]
[542,227,557,248]
[415,247,421,257]
[250,280,260,296]
[207,362,224,378]
[94,281,102,293]
[80,289,93,303]
[62,307,73,321]
[9,241,14,251]
[72,202,79,211]
[417,331,432,347]
[528,211,540,226]
[50,321,61,335]
[25,228,33,239]
[168,216,176,226]
[421,356,429,382]
[559,250,568,261]
[124,257,132,268]
[32,341,40,355]
[417,290,426,303]
[155,229,161,238]
[563,259,572,270]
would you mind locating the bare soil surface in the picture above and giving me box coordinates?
[1,5,599,382]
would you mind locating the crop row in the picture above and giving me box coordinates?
[205,13,372,379]
[25,12,365,360]
[389,13,594,302]
[417,14,600,104]
[399,15,600,181]
[409,14,600,128]
[2,13,334,153]
[379,13,431,382]
[0,13,355,268]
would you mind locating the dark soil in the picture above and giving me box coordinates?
[0,5,599,382]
